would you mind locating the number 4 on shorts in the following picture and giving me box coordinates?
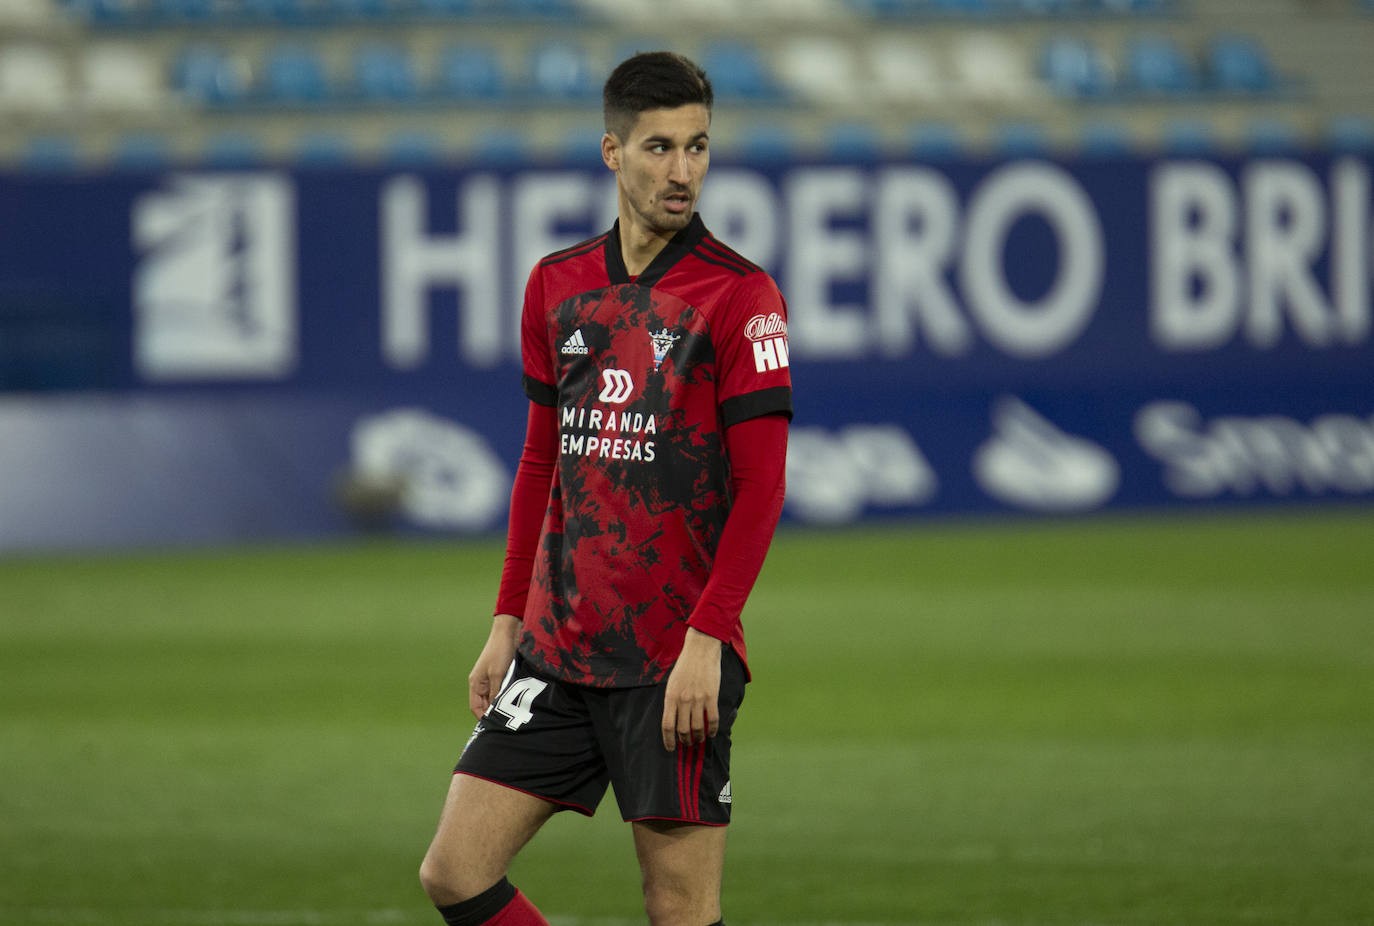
[491,675,548,730]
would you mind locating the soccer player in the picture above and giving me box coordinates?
[419,51,792,926]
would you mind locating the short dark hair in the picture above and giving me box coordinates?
[602,51,713,141]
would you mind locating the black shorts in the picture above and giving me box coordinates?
[453,648,746,825]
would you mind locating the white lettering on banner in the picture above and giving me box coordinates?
[1135,401,1374,497]
[697,169,781,269]
[785,425,937,523]
[960,163,1105,358]
[1150,159,1372,351]
[873,169,970,355]
[785,168,871,358]
[132,173,297,380]
[381,175,501,369]
[787,163,1106,360]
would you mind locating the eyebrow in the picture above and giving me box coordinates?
[642,132,710,146]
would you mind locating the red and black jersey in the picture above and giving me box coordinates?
[516,214,793,688]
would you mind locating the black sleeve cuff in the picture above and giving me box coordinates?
[720,386,793,428]
[523,374,557,407]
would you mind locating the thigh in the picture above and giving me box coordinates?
[632,820,729,926]
[421,772,556,903]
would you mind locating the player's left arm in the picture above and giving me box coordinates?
[661,412,789,750]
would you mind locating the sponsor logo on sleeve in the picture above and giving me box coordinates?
[745,312,789,373]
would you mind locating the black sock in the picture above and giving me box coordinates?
[435,877,518,926]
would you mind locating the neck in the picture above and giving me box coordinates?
[618,213,684,277]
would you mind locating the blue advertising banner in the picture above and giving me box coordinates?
[2,154,1372,549]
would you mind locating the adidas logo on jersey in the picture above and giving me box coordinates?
[717,781,732,805]
[561,329,588,356]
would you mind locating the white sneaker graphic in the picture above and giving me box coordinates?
[561,329,588,355]
[974,396,1119,511]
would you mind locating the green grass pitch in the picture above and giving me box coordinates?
[2,508,1371,925]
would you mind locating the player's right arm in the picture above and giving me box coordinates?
[471,401,558,719]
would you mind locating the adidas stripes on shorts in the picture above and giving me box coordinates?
[454,648,745,826]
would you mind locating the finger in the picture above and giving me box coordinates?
[705,702,720,739]
[661,701,677,751]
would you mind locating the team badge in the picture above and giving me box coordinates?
[650,328,680,370]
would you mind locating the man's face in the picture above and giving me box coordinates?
[604,103,711,238]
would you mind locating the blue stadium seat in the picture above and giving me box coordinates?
[1244,118,1302,154]
[1040,36,1114,98]
[469,129,529,166]
[63,0,141,24]
[172,46,250,105]
[699,40,782,101]
[734,124,797,164]
[507,0,584,18]
[352,44,419,102]
[263,44,331,103]
[906,122,965,160]
[203,132,267,167]
[436,44,505,101]
[1077,121,1135,156]
[329,0,389,19]
[295,132,355,166]
[931,0,995,15]
[153,0,215,21]
[527,41,597,100]
[1160,119,1216,155]
[20,136,81,172]
[414,0,477,16]
[385,130,450,165]
[1206,35,1277,94]
[1124,34,1197,95]
[111,133,173,169]
[242,0,309,22]
[824,123,883,163]
[557,128,606,166]
[993,122,1051,157]
[1325,115,1374,153]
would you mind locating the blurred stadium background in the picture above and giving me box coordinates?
[2,1,1373,924]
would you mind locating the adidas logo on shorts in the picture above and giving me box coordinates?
[561,328,588,356]
[717,781,732,805]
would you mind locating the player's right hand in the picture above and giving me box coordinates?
[467,614,521,719]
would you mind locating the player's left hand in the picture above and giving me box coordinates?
[661,628,723,751]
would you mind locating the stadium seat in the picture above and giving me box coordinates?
[352,44,419,102]
[295,132,356,166]
[733,124,797,164]
[776,37,862,107]
[557,128,606,165]
[110,132,174,170]
[1077,121,1135,156]
[527,41,597,100]
[931,0,995,15]
[0,45,70,115]
[992,121,1051,156]
[414,0,477,16]
[436,44,506,101]
[203,133,268,167]
[469,129,529,166]
[824,122,883,163]
[382,130,446,166]
[63,0,140,24]
[263,44,331,103]
[906,122,965,160]
[1244,117,1302,154]
[952,32,1032,101]
[507,0,584,17]
[329,0,389,19]
[869,36,945,103]
[1039,36,1114,98]
[172,45,250,105]
[242,0,310,22]
[153,0,215,21]
[20,136,81,172]
[81,43,165,112]
[699,40,782,101]
[1123,34,1197,96]
[1324,114,1374,152]
[1206,34,1277,94]
[1160,119,1216,155]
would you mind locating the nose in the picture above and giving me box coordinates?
[668,149,690,184]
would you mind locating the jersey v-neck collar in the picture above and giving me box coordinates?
[604,214,708,289]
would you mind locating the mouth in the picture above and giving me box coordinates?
[662,191,692,214]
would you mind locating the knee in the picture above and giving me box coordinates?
[642,876,717,926]
[418,849,465,907]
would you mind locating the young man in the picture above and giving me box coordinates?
[419,51,792,926]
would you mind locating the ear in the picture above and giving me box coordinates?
[601,132,620,172]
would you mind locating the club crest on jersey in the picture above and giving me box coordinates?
[650,328,679,370]
[744,312,789,373]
